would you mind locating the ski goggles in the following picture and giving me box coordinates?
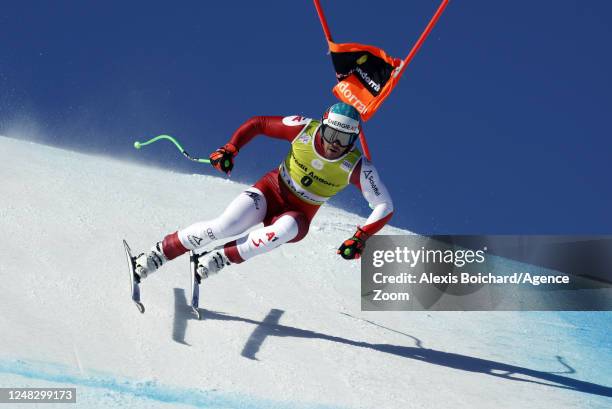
[321,125,359,147]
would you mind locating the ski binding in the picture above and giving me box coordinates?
[123,240,145,313]
[189,251,204,319]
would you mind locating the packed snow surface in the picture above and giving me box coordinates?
[0,136,610,408]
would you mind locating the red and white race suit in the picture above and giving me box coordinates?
[161,116,394,263]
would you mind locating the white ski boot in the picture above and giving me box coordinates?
[134,242,167,280]
[196,250,230,279]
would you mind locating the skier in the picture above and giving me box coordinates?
[134,102,394,280]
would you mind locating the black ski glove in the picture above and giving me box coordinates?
[209,143,238,175]
[337,227,369,260]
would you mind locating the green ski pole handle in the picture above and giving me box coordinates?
[133,134,210,164]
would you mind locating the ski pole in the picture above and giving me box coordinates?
[133,134,210,164]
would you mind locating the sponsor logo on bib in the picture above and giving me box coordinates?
[311,158,324,170]
[341,160,352,172]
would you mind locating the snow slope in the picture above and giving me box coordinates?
[0,135,610,409]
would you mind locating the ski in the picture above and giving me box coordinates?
[189,251,203,319]
[123,240,145,313]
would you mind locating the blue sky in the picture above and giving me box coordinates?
[2,1,611,234]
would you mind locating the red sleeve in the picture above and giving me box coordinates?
[360,213,394,237]
[228,116,304,151]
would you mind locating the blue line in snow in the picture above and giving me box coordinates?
[0,358,341,409]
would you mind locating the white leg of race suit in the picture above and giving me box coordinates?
[177,187,267,251]
[228,213,300,262]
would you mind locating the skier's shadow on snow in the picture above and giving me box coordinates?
[172,288,193,346]
[176,301,611,399]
